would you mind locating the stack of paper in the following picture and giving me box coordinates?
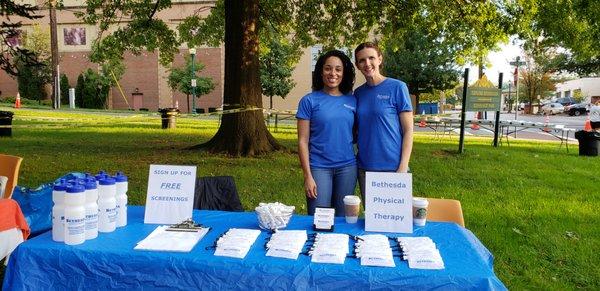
[310,233,349,264]
[397,237,444,269]
[355,234,395,267]
[214,228,261,259]
[134,226,210,252]
[265,230,307,260]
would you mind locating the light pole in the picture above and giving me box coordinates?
[189,47,197,114]
[509,56,526,120]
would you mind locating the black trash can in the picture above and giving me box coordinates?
[574,130,600,156]
[158,108,180,129]
[0,110,14,137]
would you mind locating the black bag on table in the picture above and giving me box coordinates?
[193,176,243,211]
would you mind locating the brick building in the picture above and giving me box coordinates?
[1,1,369,112]
[0,0,223,113]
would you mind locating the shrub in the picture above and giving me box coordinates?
[16,54,50,102]
[75,74,85,108]
[60,74,70,105]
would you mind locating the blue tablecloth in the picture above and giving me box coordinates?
[3,206,506,290]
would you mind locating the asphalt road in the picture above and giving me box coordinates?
[415,111,589,142]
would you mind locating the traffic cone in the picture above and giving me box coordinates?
[543,114,550,132]
[584,114,592,132]
[470,112,480,130]
[14,92,21,109]
[418,110,427,127]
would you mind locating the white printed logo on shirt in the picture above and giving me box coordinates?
[344,104,356,110]
[377,94,390,100]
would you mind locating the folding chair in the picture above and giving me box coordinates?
[0,154,23,199]
[193,176,243,211]
[426,198,465,227]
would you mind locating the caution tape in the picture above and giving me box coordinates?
[0,105,300,129]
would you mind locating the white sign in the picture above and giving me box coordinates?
[365,172,413,233]
[313,208,335,230]
[144,165,197,224]
[191,79,197,87]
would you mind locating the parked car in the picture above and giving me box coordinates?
[541,102,564,115]
[556,97,577,106]
[566,103,589,116]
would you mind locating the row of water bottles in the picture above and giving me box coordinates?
[52,171,128,245]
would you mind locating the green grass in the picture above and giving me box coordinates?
[1,106,599,289]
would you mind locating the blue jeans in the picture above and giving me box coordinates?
[307,164,357,217]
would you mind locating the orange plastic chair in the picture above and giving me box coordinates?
[0,154,23,199]
[426,198,465,227]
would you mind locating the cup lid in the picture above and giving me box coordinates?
[99,177,116,185]
[114,172,128,182]
[343,195,361,204]
[84,180,97,190]
[66,184,85,193]
[53,183,67,191]
[412,197,429,207]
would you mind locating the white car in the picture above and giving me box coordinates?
[541,102,564,115]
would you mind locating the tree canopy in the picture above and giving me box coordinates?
[513,0,600,75]
[0,1,44,76]
[71,0,517,155]
[167,56,215,99]
[383,26,462,109]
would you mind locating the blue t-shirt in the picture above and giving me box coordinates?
[355,78,412,171]
[296,91,357,168]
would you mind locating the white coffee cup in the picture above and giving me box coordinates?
[343,195,361,223]
[412,197,429,226]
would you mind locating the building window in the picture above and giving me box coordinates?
[63,27,86,45]
[564,91,571,98]
[6,29,22,47]
[556,92,561,98]
[310,45,323,72]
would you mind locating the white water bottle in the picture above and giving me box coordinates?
[84,178,99,240]
[114,172,128,227]
[64,184,86,245]
[97,177,117,233]
[51,183,67,242]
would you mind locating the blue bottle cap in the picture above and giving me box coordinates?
[66,184,85,193]
[53,183,67,191]
[84,180,97,190]
[114,172,128,182]
[99,177,116,185]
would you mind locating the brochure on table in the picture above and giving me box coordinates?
[144,165,197,224]
[365,172,413,233]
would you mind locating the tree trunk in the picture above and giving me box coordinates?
[193,0,283,156]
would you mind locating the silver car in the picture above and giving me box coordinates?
[541,102,565,115]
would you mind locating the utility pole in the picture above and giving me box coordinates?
[49,0,59,109]
[189,47,197,114]
[509,56,526,120]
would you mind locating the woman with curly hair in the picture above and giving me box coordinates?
[296,50,357,216]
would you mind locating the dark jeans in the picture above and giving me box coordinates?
[307,164,357,216]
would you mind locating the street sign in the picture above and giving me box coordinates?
[465,87,502,111]
[465,75,501,111]
[191,79,197,87]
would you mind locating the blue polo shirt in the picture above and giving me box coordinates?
[355,78,412,171]
[296,91,357,168]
